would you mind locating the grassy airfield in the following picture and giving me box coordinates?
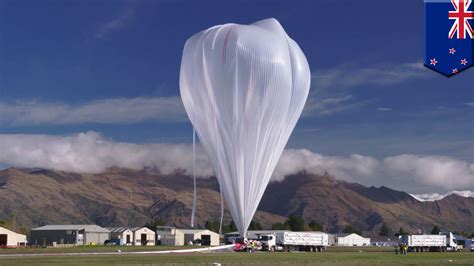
[0,246,473,265]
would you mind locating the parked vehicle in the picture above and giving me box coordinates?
[442,232,459,251]
[399,234,446,252]
[104,239,120,246]
[258,231,329,252]
[232,237,261,252]
[224,233,240,244]
[435,232,474,252]
[466,238,472,252]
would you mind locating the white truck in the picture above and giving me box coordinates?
[399,234,447,252]
[258,231,329,252]
[442,232,462,252]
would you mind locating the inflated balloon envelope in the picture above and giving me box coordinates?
[180,18,310,236]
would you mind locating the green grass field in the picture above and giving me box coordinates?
[0,246,473,265]
[0,245,196,254]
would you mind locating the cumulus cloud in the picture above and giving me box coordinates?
[410,191,474,201]
[273,149,379,183]
[0,132,376,180]
[0,132,473,194]
[383,155,474,190]
[0,132,211,175]
[0,97,187,126]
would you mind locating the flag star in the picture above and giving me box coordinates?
[452,68,459,74]
[460,59,468,65]
[430,58,438,66]
[449,48,456,54]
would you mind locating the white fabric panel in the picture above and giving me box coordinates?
[180,18,310,236]
[191,128,196,228]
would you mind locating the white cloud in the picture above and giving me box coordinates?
[377,107,392,111]
[0,92,369,127]
[0,132,473,194]
[303,62,429,117]
[95,6,137,39]
[0,132,212,176]
[3,63,428,127]
[383,155,474,190]
[465,102,474,107]
[302,95,373,117]
[0,132,378,180]
[273,149,379,183]
[312,62,430,90]
[0,97,187,126]
[410,191,474,201]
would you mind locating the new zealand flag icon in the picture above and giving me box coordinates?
[425,0,473,76]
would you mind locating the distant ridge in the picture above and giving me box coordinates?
[0,168,472,234]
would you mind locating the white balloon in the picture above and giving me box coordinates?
[180,18,310,236]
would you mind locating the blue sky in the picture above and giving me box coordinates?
[0,0,473,194]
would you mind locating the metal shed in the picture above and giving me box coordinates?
[107,227,133,245]
[0,226,27,247]
[156,226,219,246]
[30,225,110,246]
[336,233,371,246]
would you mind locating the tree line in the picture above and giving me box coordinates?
[378,223,474,238]
[0,219,30,236]
[202,215,324,234]
[5,217,474,239]
[201,219,474,238]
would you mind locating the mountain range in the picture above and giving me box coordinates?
[0,167,473,235]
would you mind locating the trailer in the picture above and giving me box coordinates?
[259,231,329,252]
[464,238,472,252]
[399,234,447,252]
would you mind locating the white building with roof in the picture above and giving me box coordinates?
[131,227,155,246]
[30,224,110,246]
[107,227,134,245]
[156,226,219,246]
[336,233,371,246]
[0,226,27,247]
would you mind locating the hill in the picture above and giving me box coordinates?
[0,168,472,235]
[260,173,474,234]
